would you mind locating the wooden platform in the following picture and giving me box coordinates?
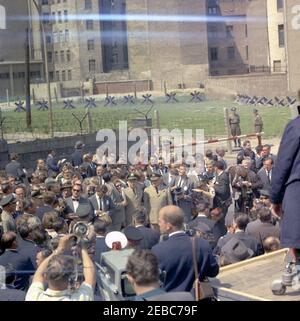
[211,249,300,301]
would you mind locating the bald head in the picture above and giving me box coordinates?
[159,206,184,233]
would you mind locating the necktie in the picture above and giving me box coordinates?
[267,171,271,183]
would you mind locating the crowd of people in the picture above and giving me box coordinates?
[0,139,281,301]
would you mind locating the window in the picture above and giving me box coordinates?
[227,46,235,59]
[62,70,66,81]
[42,0,49,4]
[86,20,93,30]
[273,60,282,72]
[43,13,50,24]
[208,7,218,15]
[65,29,69,42]
[85,0,92,9]
[245,45,249,60]
[47,51,53,62]
[56,71,60,81]
[60,51,65,63]
[66,50,71,61]
[87,39,95,51]
[278,24,285,47]
[208,26,218,38]
[46,35,52,44]
[64,10,68,22]
[52,12,56,24]
[277,0,283,11]
[68,70,72,81]
[59,30,64,42]
[53,32,58,43]
[89,59,96,72]
[49,71,54,81]
[58,11,62,23]
[226,25,233,39]
[210,48,218,61]
[54,51,59,62]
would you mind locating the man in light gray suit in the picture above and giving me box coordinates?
[257,157,274,193]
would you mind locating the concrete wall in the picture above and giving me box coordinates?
[3,131,145,170]
[204,73,288,97]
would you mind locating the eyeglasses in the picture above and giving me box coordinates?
[115,185,121,188]
[73,189,81,192]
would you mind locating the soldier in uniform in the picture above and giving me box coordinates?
[253,108,263,146]
[229,107,241,148]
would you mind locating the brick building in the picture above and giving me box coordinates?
[0,0,298,99]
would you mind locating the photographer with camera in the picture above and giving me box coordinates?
[232,163,263,214]
[25,234,96,301]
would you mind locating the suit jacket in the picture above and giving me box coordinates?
[270,116,300,247]
[0,288,26,301]
[5,161,24,180]
[173,176,194,222]
[123,185,144,226]
[71,149,84,167]
[163,173,177,187]
[94,236,110,265]
[152,232,219,292]
[17,238,38,269]
[36,205,54,221]
[245,219,280,242]
[136,225,160,250]
[214,231,263,256]
[143,184,173,224]
[65,196,94,219]
[257,168,272,192]
[80,161,96,178]
[46,155,59,177]
[105,182,125,229]
[214,171,231,202]
[89,194,115,216]
[0,249,35,290]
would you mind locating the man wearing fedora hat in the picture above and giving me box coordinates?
[0,194,17,233]
[144,173,172,231]
[229,107,241,148]
[219,237,254,266]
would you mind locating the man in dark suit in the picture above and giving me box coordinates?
[71,141,85,167]
[257,157,274,193]
[93,219,110,265]
[80,154,96,178]
[245,206,280,243]
[36,191,56,221]
[133,211,160,250]
[89,185,115,218]
[65,184,94,222]
[46,150,60,178]
[214,161,231,212]
[5,153,25,183]
[172,164,194,223]
[152,205,219,292]
[0,232,35,290]
[256,144,276,171]
[270,114,300,251]
[126,249,194,301]
[187,200,223,248]
[214,213,263,256]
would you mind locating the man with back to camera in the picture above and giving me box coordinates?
[151,205,219,292]
[270,109,300,270]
